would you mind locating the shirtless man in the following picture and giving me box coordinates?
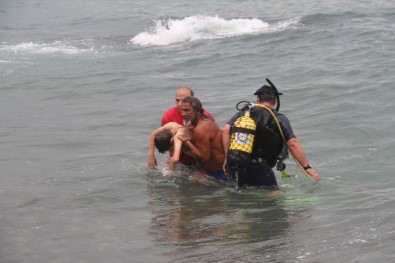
[178,96,227,180]
[148,122,195,171]
[161,86,215,166]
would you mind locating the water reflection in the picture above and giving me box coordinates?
[146,171,294,261]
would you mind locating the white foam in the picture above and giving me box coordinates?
[131,15,300,46]
[0,41,89,55]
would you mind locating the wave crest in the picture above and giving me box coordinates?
[131,15,300,46]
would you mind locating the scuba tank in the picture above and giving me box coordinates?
[227,108,256,173]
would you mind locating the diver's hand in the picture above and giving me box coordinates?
[306,167,320,182]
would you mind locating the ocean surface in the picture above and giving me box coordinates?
[1,0,395,262]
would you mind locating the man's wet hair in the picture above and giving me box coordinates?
[181,96,204,114]
[154,130,172,153]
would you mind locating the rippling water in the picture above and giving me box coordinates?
[1,0,395,262]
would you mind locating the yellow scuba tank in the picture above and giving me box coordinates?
[227,110,256,172]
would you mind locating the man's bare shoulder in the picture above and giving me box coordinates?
[195,119,220,133]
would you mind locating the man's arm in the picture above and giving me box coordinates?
[221,124,231,172]
[286,137,320,182]
[177,133,201,158]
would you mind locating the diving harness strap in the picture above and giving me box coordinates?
[250,103,314,181]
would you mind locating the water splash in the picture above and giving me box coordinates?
[131,15,300,46]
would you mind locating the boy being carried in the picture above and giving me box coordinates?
[148,122,196,171]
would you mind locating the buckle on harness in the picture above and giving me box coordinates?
[276,159,286,171]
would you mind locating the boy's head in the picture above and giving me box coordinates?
[154,130,172,153]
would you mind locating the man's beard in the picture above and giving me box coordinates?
[183,119,191,127]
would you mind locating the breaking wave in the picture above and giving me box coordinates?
[131,15,300,46]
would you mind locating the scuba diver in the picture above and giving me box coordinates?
[222,79,320,188]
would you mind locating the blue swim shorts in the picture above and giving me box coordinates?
[208,170,228,181]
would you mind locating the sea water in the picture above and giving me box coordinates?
[1,0,395,262]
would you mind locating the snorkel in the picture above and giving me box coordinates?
[265,78,282,111]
